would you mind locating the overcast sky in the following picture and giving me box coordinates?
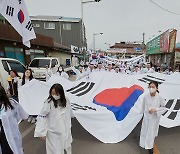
[26,0,180,50]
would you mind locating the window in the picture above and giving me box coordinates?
[63,23,71,30]
[51,59,58,68]
[7,60,26,73]
[44,22,55,29]
[29,59,50,68]
[33,23,40,28]
[2,60,9,72]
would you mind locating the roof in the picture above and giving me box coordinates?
[110,42,144,49]
[53,42,71,51]
[30,15,81,23]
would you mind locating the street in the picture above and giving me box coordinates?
[20,118,180,154]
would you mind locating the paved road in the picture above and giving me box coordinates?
[20,118,180,154]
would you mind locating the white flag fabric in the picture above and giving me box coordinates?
[0,0,36,47]
[18,72,180,143]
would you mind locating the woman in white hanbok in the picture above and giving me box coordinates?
[34,83,73,154]
[0,85,28,154]
[140,81,166,154]
[56,66,69,79]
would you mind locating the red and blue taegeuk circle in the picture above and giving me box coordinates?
[93,85,144,121]
[18,9,25,24]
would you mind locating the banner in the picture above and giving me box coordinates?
[18,72,180,143]
[0,0,36,47]
[71,45,79,54]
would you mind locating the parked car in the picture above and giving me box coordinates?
[0,58,26,88]
[28,57,60,80]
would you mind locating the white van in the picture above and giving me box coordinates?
[0,58,26,89]
[28,57,60,80]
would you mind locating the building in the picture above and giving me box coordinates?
[174,43,180,69]
[146,29,177,68]
[31,15,87,52]
[0,18,74,66]
[107,42,145,59]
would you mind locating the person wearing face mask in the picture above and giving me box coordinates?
[34,84,74,154]
[0,85,28,154]
[6,70,21,101]
[71,65,86,80]
[56,66,69,79]
[139,81,167,154]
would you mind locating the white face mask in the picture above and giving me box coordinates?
[59,68,63,72]
[149,88,156,94]
[52,95,60,100]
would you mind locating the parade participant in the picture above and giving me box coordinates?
[97,62,105,71]
[71,65,86,80]
[18,69,36,123]
[86,63,95,76]
[106,63,115,72]
[56,66,69,79]
[143,63,155,73]
[34,84,73,154]
[115,67,120,73]
[131,65,141,75]
[140,81,166,154]
[45,65,53,81]
[0,85,28,154]
[6,70,20,101]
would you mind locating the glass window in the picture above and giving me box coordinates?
[33,23,40,28]
[51,59,58,68]
[44,22,55,29]
[63,23,71,30]
[29,59,50,68]
[2,60,10,72]
[7,60,26,73]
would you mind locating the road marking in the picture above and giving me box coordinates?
[21,124,35,139]
[154,144,160,154]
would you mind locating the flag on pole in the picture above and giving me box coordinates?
[0,0,36,47]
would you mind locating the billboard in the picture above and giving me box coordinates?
[146,30,172,55]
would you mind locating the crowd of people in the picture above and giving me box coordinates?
[0,60,179,154]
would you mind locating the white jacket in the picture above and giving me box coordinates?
[0,98,29,154]
[140,93,166,149]
[34,97,73,154]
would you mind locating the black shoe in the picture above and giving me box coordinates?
[148,148,153,154]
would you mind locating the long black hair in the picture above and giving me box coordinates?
[0,85,14,110]
[48,84,67,108]
[9,70,20,77]
[149,81,159,93]
[22,69,34,85]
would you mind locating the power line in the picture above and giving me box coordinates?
[148,0,180,15]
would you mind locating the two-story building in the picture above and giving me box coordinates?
[107,42,145,59]
[31,15,87,52]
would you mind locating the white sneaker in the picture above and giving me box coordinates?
[27,116,32,123]
[31,117,36,124]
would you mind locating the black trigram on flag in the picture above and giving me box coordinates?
[71,103,96,111]
[25,21,33,31]
[162,99,180,120]
[67,82,95,97]
[138,75,165,85]
[19,0,22,4]
[6,6,14,16]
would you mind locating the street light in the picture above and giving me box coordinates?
[81,0,102,62]
[93,33,103,53]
